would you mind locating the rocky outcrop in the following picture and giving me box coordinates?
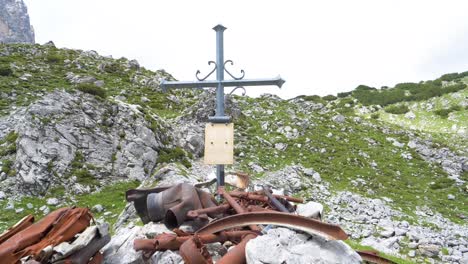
[0,0,34,43]
[246,228,362,264]
[0,90,169,195]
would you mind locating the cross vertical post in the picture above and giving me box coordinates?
[160,24,285,191]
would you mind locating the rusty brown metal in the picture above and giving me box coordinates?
[179,235,213,264]
[216,233,257,264]
[197,211,348,240]
[134,230,257,252]
[218,187,262,232]
[228,190,303,203]
[0,207,71,263]
[88,251,104,264]
[357,250,397,264]
[0,215,34,245]
[186,203,231,219]
[246,205,274,212]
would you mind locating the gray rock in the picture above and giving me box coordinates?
[405,111,416,119]
[274,143,287,151]
[0,191,5,200]
[92,204,105,213]
[418,244,440,258]
[26,203,33,209]
[94,80,105,87]
[332,114,345,123]
[104,222,171,264]
[47,198,59,206]
[408,250,416,257]
[296,201,323,219]
[0,0,35,43]
[246,228,361,264]
[447,194,455,200]
[150,250,183,264]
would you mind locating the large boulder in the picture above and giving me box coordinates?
[246,228,361,264]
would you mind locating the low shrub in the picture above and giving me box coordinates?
[76,83,107,98]
[371,113,380,119]
[0,66,13,76]
[384,105,409,114]
[434,105,461,118]
[322,94,337,101]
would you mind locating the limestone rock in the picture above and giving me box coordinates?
[0,0,35,43]
[246,228,361,264]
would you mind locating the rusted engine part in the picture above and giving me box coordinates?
[0,207,92,264]
[179,235,213,264]
[357,250,398,264]
[134,230,257,252]
[126,186,171,224]
[51,223,110,264]
[0,215,34,245]
[225,172,250,189]
[216,233,257,264]
[228,190,303,204]
[197,211,348,240]
[127,183,219,229]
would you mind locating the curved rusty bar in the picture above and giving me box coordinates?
[196,211,348,240]
[357,250,397,264]
[179,235,213,264]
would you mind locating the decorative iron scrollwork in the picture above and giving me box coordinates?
[196,61,217,81]
[228,86,246,96]
[224,60,245,80]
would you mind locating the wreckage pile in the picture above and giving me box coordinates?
[0,207,109,264]
[125,182,395,264]
[0,181,398,263]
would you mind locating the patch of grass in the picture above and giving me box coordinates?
[345,240,414,264]
[158,147,192,168]
[75,180,140,230]
[429,177,455,190]
[76,83,107,99]
[1,159,13,174]
[384,104,409,114]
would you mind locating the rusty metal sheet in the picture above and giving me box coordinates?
[179,235,213,264]
[196,211,348,240]
[204,123,234,165]
[0,215,34,245]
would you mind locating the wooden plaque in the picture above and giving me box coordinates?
[204,123,234,165]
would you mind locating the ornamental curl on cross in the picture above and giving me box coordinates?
[195,60,247,95]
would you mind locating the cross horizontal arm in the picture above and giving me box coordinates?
[160,76,285,92]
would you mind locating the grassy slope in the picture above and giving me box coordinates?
[0,44,466,263]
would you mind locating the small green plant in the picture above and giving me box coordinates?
[0,66,13,76]
[1,159,13,174]
[384,104,409,114]
[158,147,192,168]
[371,113,380,119]
[434,105,461,118]
[76,83,107,98]
[46,53,63,63]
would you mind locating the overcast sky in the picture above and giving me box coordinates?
[23,0,468,99]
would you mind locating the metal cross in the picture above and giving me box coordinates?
[160,24,285,190]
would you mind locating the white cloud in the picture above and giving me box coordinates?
[24,0,468,98]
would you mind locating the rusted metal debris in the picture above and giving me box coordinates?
[125,177,401,264]
[179,235,213,264]
[357,250,398,264]
[196,211,349,240]
[0,207,109,264]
